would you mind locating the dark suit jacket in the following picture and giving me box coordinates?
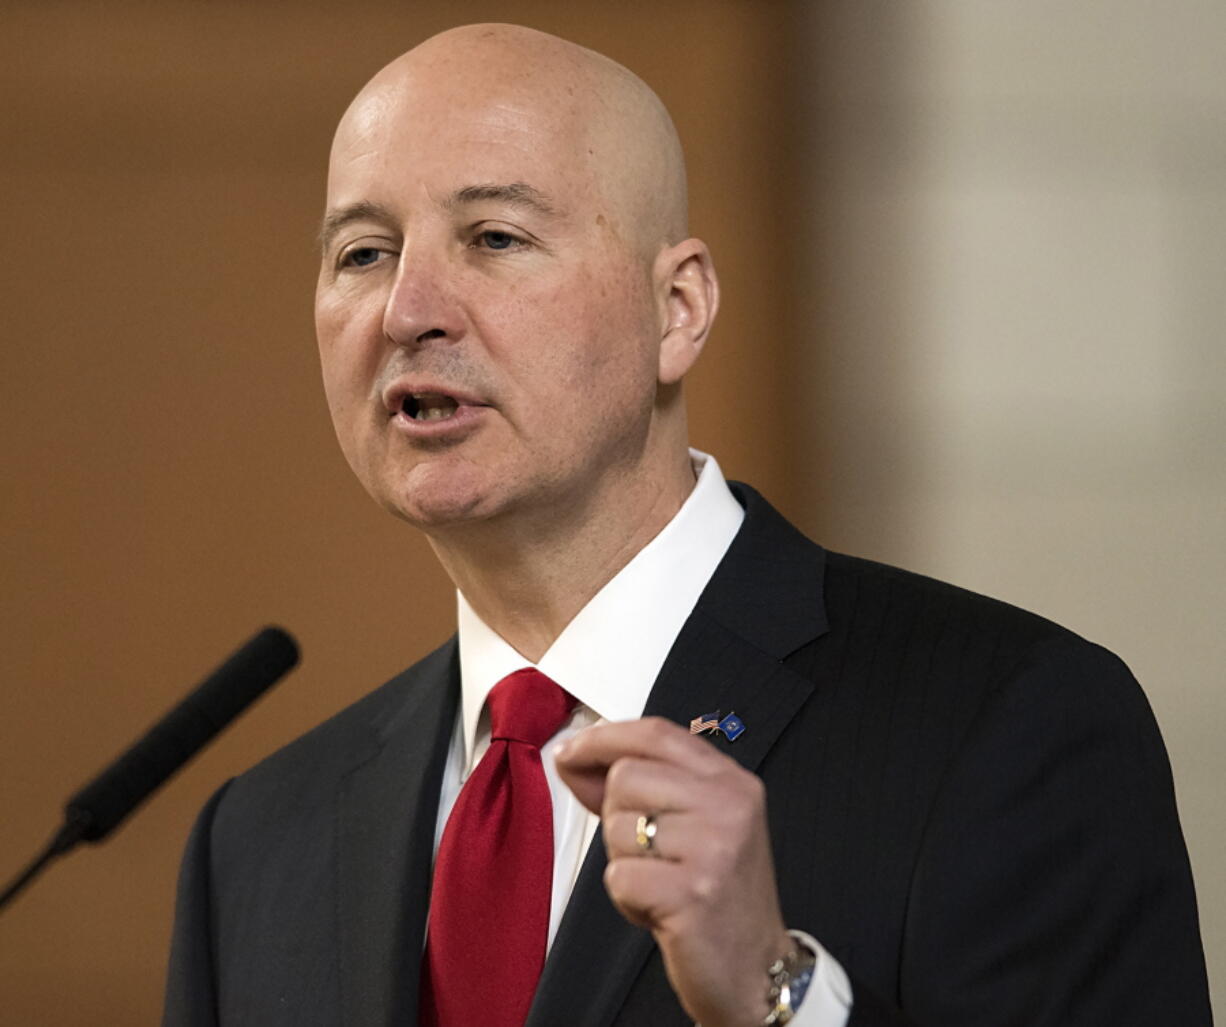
[163,484,1212,1026]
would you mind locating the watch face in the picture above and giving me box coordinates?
[785,964,819,1021]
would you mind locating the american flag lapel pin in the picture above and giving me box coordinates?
[689,710,721,735]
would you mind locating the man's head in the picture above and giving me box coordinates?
[315,24,719,543]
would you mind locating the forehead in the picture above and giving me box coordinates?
[326,74,603,214]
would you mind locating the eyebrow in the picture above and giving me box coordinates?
[317,200,397,254]
[446,182,560,219]
[318,183,561,254]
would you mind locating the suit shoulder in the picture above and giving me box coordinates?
[215,637,456,820]
[812,549,1150,722]
[822,548,1080,652]
[728,482,1118,682]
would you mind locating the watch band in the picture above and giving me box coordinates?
[761,930,819,1025]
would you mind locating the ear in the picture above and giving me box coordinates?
[654,238,720,385]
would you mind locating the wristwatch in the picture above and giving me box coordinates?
[761,930,819,1025]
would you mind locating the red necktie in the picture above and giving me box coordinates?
[419,668,577,1027]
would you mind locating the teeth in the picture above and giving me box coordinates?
[407,393,460,422]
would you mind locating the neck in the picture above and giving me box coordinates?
[428,450,697,663]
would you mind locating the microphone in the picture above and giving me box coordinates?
[0,626,300,912]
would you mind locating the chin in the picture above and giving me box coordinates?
[377,464,499,531]
[391,494,490,530]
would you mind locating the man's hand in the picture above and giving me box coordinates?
[554,717,792,1027]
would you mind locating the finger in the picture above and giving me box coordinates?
[556,717,726,780]
[602,809,707,862]
[602,855,695,929]
[600,756,706,815]
[554,718,726,813]
[554,750,704,818]
[549,737,609,814]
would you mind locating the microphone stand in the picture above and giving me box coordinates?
[0,626,298,915]
[0,814,89,911]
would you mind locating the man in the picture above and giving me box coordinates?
[163,23,1212,1027]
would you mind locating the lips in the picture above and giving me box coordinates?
[382,381,490,435]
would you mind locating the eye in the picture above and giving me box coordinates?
[341,246,386,268]
[475,229,524,252]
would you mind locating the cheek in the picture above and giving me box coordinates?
[314,317,352,422]
[313,296,385,477]
[542,267,661,457]
[315,293,380,409]
[573,265,659,385]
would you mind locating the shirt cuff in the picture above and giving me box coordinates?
[785,930,852,1027]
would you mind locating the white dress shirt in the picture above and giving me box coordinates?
[433,451,851,1026]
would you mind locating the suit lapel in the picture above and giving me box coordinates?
[335,640,460,1027]
[528,484,829,1026]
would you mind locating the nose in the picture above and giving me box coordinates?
[381,248,467,348]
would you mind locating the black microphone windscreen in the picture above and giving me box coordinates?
[64,626,299,841]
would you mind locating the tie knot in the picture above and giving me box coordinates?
[488,668,576,749]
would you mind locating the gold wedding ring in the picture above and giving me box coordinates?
[634,813,658,856]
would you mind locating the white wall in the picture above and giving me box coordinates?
[800,1,1224,1006]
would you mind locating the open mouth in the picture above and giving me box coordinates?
[402,393,460,422]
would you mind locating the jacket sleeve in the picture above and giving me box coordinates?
[856,637,1211,1025]
[162,780,233,1027]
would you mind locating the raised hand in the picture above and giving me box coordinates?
[554,717,792,1027]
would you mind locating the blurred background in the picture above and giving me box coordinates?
[1,1,1220,1021]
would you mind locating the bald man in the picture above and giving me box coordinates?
[163,23,1212,1027]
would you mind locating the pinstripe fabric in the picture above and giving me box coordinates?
[532,485,1211,1026]
[164,484,1211,1027]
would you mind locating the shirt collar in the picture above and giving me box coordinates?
[455,450,745,769]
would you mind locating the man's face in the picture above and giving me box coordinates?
[315,73,664,535]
